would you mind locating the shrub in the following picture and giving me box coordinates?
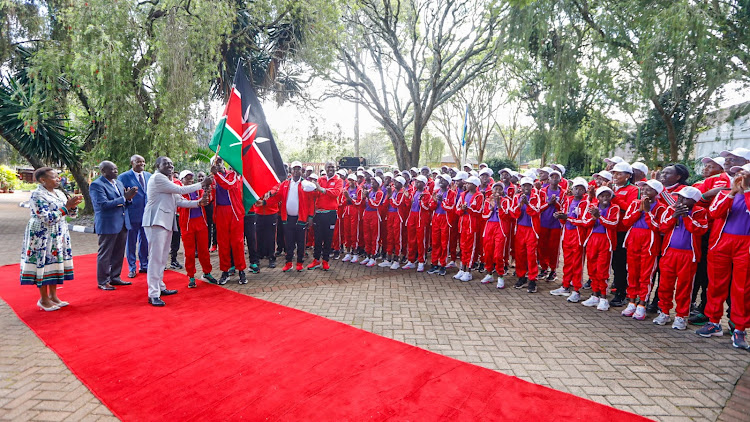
[0,165,21,191]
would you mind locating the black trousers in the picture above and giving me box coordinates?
[313,211,337,262]
[205,203,216,247]
[284,216,307,263]
[244,213,258,265]
[170,215,181,262]
[276,214,285,253]
[257,213,278,261]
[612,231,628,297]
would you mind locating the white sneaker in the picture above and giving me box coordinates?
[496,277,505,289]
[390,261,400,270]
[653,311,671,326]
[621,303,637,317]
[550,286,571,296]
[366,259,376,267]
[672,316,687,330]
[567,291,581,303]
[582,295,600,307]
[632,305,647,321]
[460,271,473,282]
[402,261,416,270]
[342,253,352,262]
[378,260,392,268]
[351,255,359,264]
[417,263,425,272]
[453,270,465,280]
[446,261,457,269]
[481,274,494,284]
[360,257,370,265]
[597,298,610,311]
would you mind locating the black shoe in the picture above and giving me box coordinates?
[98,283,115,291]
[438,267,446,276]
[332,250,341,260]
[689,303,701,317]
[538,269,548,279]
[583,279,592,290]
[148,297,166,307]
[646,300,659,314]
[228,266,236,276]
[610,294,627,307]
[127,271,136,278]
[202,273,218,284]
[238,270,248,284]
[427,265,440,275]
[139,268,148,273]
[527,280,538,293]
[514,276,528,289]
[249,264,260,274]
[110,280,132,286]
[170,261,183,269]
[268,260,276,269]
[218,272,229,285]
[546,271,557,282]
[688,313,709,326]
[161,289,178,296]
[188,278,197,288]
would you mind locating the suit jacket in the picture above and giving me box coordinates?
[142,172,202,231]
[90,176,132,235]
[118,169,151,224]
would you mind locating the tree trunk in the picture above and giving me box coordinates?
[69,164,93,215]
[651,96,679,162]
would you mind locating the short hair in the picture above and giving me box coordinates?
[155,156,168,168]
[34,167,54,182]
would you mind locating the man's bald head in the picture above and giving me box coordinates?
[99,161,118,180]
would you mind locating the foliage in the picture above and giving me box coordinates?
[0,164,21,190]
[419,129,444,167]
[485,158,517,175]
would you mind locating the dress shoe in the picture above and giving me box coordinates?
[37,299,60,311]
[98,283,115,291]
[148,297,166,307]
[127,271,137,278]
[139,268,148,273]
[161,289,178,296]
[110,280,132,286]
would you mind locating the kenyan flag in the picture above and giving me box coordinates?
[209,62,287,211]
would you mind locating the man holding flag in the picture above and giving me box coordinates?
[211,157,247,285]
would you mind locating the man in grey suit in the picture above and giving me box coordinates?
[142,156,210,306]
[90,161,138,290]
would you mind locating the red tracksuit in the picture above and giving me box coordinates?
[705,191,750,331]
[363,189,385,255]
[333,191,345,252]
[581,203,621,296]
[538,185,564,273]
[342,185,362,250]
[504,184,517,268]
[429,188,457,267]
[481,196,511,275]
[457,190,485,268]
[561,197,590,290]
[213,170,246,272]
[622,200,667,302]
[179,189,211,278]
[448,187,462,263]
[509,192,541,280]
[658,206,708,317]
[407,189,431,263]
[386,188,409,257]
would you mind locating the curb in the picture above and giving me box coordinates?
[18,201,95,234]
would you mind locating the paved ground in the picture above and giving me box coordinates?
[1,191,749,421]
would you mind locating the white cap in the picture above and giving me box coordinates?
[596,186,614,197]
[410,167,419,173]
[636,179,664,194]
[356,171,364,177]
[479,162,488,168]
[320,169,325,174]
[540,166,553,174]
[492,181,504,188]
[519,177,534,186]
[631,161,649,175]
[479,168,493,177]
[178,170,193,180]
[611,162,633,174]
[500,168,512,175]
[452,171,469,181]
[466,176,481,186]
[549,170,562,179]
[290,161,303,169]
[571,177,588,189]
[553,164,566,175]
[596,170,613,181]
[357,166,364,171]
[523,170,537,179]
[305,166,314,171]
[720,148,750,161]
[701,156,725,168]
[384,172,394,178]
[729,163,750,174]
[677,186,702,202]
[463,163,472,168]
[605,156,624,164]
[395,176,406,185]
[373,176,383,186]
[469,170,478,177]
[337,169,347,177]
[415,175,428,184]
[308,173,319,180]
[365,169,374,177]
[347,174,356,181]
[301,180,316,192]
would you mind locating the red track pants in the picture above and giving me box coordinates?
[626,228,660,302]
[514,225,539,280]
[705,233,750,331]
[407,212,427,263]
[358,209,365,250]
[431,213,450,266]
[183,227,211,278]
[482,221,507,275]
[475,219,486,265]
[362,210,381,256]
[658,249,697,318]
[379,211,388,251]
[448,214,459,262]
[585,233,611,296]
[386,211,403,256]
[342,208,360,250]
[214,205,246,272]
[561,229,584,290]
[538,227,561,273]
[332,211,343,251]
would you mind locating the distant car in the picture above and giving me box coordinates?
[338,157,367,170]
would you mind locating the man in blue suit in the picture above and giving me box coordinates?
[91,161,137,290]
[118,155,151,278]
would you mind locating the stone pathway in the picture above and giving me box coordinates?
[1,191,749,421]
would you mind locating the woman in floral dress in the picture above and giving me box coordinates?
[20,167,83,311]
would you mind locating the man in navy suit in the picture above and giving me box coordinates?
[91,161,137,290]
[118,155,151,278]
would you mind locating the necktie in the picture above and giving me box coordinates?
[138,173,145,189]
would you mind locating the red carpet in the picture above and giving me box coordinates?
[0,254,652,421]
